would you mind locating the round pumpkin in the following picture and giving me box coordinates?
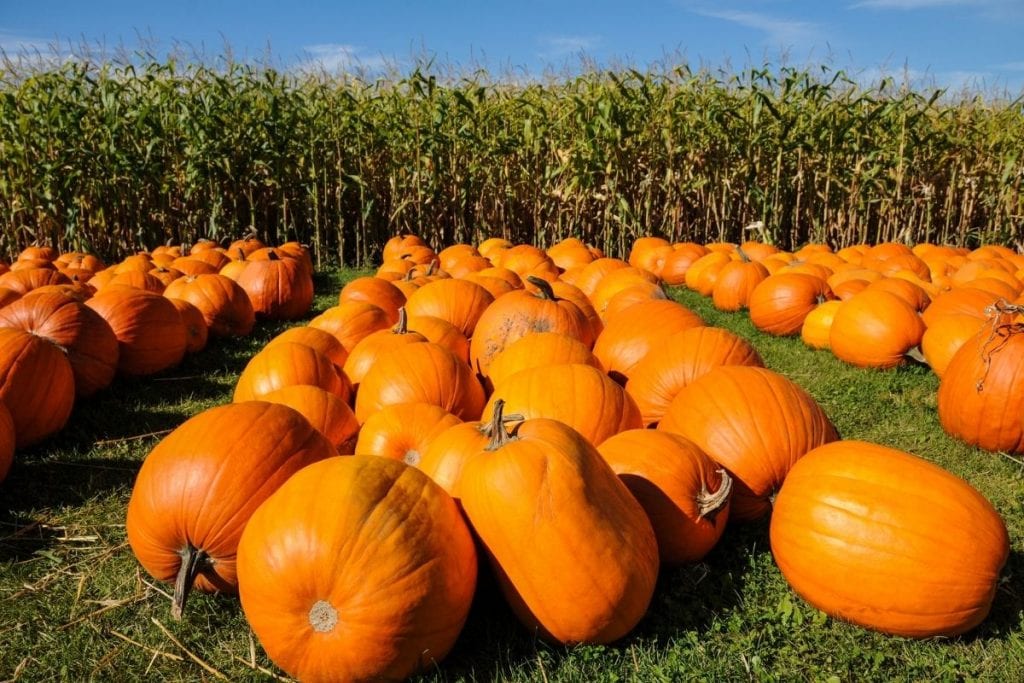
[126,401,336,619]
[829,290,926,369]
[163,274,255,338]
[237,456,476,681]
[235,251,314,320]
[921,314,986,378]
[404,278,495,338]
[355,403,463,466]
[460,402,658,644]
[234,342,350,403]
[748,273,833,336]
[338,276,406,324]
[591,300,704,385]
[770,440,1009,637]
[309,301,392,353]
[659,366,837,521]
[0,328,74,449]
[342,309,427,388]
[800,300,843,350]
[86,288,187,377]
[597,429,731,564]
[265,326,349,370]
[166,297,209,354]
[486,332,601,393]
[259,385,360,454]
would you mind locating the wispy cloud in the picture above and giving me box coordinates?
[296,44,391,74]
[850,0,977,8]
[537,34,601,59]
[689,9,822,47]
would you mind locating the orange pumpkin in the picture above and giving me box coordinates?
[342,309,427,388]
[235,251,314,320]
[771,440,1009,637]
[800,300,843,350]
[0,328,75,448]
[355,403,463,466]
[920,313,987,378]
[309,301,392,353]
[592,300,704,385]
[265,326,349,370]
[338,276,406,324]
[748,273,833,336]
[486,332,600,392]
[403,278,495,338]
[166,298,209,354]
[829,290,926,369]
[711,259,769,311]
[236,455,477,681]
[597,429,731,564]
[659,366,837,521]
[259,385,360,454]
[459,402,658,644]
[163,274,255,338]
[234,342,350,403]
[86,288,187,377]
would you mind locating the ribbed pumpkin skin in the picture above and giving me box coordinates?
[469,286,592,379]
[233,342,349,403]
[85,289,187,377]
[749,273,832,336]
[937,322,1024,453]
[355,403,463,466]
[659,366,837,521]
[166,298,208,354]
[265,326,349,369]
[921,287,997,327]
[260,385,360,454]
[355,342,486,423]
[237,456,477,682]
[484,364,642,446]
[830,290,926,369]
[921,314,986,378]
[770,440,1009,637]
[592,300,705,385]
[126,402,337,611]
[309,301,392,353]
[711,260,769,311]
[342,321,427,387]
[163,274,255,338]
[418,421,492,498]
[404,278,495,338]
[235,255,314,320]
[0,401,13,481]
[0,329,74,448]
[625,327,764,427]
[597,430,731,565]
[460,417,658,644]
[0,291,119,398]
[486,332,601,392]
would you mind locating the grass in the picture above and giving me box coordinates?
[1,273,1022,681]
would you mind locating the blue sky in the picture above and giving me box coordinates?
[2,1,1024,93]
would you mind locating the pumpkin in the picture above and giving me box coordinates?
[470,277,592,379]
[0,401,13,482]
[800,300,843,350]
[342,309,427,388]
[460,401,658,644]
[592,300,704,385]
[0,290,120,398]
[259,385,360,454]
[234,342,351,403]
[597,430,731,564]
[338,276,406,324]
[236,455,477,681]
[265,326,349,370]
[921,288,998,327]
[0,328,75,448]
[235,251,314,320]
[382,233,429,262]
[126,401,336,619]
[355,402,463,466]
[0,268,71,295]
[921,313,987,378]
[405,314,470,362]
[711,259,769,311]
[573,257,630,296]
[166,298,209,354]
[602,282,668,320]
[418,411,523,498]
[226,234,266,258]
[163,274,255,338]
[625,326,764,427]
[309,301,392,353]
[85,288,187,377]
[770,440,1009,637]
[169,257,219,277]
[589,267,660,317]
[403,278,495,338]
[486,332,601,393]
[937,304,1024,452]
[355,342,485,423]
[483,363,642,446]
[659,366,837,521]
[107,270,166,293]
[829,290,926,369]
[18,245,59,262]
[748,273,833,336]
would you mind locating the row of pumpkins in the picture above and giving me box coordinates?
[0,237,314,482]
[626,237,1024,455]
[123,233,1010,682]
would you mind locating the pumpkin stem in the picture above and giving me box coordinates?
[172,544,211,621]
[696,470,733,520]
[526,276,558,300]
[904,346,928,366]
[736,247,751,263]
[268,250,280,261]
[392,307,409,334]
[484,399,522,450]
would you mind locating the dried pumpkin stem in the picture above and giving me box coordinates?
[485,399,522,450]
[172,544,211,621]
[392,307,409,334]
[697,470,733,520]
[526,276,557,300]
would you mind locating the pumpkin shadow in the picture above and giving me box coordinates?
[958,547,1024,643]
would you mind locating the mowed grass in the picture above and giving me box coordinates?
[1,274,1022,682]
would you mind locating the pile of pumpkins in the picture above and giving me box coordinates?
[0,236,314,483]
[126,233,1010,682]
[631,238,1024,455]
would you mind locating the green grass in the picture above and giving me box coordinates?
[1,275,1022,681]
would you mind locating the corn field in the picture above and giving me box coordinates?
[1,58,1022,265]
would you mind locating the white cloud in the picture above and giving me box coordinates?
[296,44,391,74]
[691,9,822,46]
[850,0,977,8]
[537,35,601,59]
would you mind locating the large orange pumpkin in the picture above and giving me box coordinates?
[829,290,926,369]
[309,301,392,353]
[234,342,350,403]
[597,429,731,564]
[485,332,600,392]
[85,288,187,377]
[591,300,704,385]
[237,456,477,681]
[235,251,314,320]
[748,273,832,336]
[0,328,75,448]
[354,402,462,466]
[459,402,658,644]
[403,278,495,338]
[125,401,337,618]
[163,274,255,338]
[770,440,1009,637]
[659,366,837,521]
[260,385,360,454]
